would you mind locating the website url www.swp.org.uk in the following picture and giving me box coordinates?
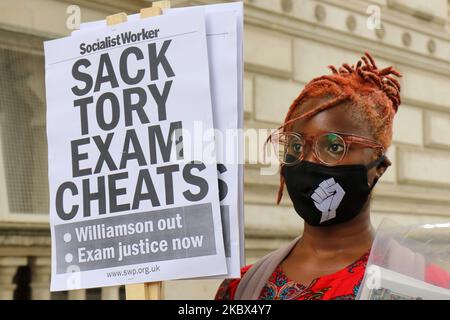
[106,265,161,278]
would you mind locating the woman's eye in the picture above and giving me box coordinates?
[327,143,344,154]
[291,143,303,154]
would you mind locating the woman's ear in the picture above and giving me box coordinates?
[375,156,392,180]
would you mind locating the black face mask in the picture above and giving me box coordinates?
[281,155,386,227]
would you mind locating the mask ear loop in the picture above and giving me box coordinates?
[367,154,388,192]
[366,154,387,170]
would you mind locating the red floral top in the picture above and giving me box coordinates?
[215,251,370,300]
[215,251,450,300]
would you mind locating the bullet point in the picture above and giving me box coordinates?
[65,253,73,263]
[63,233,72,243]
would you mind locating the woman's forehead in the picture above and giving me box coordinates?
[290,100,373,138]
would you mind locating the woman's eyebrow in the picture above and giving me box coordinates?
[291,130,354,136]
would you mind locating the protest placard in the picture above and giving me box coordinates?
[45,9,227,291]
[74,2,245,279]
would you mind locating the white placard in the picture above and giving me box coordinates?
[74,2,245,278]
[45,10,227,291]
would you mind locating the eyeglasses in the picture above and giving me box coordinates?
[265,130,385,166]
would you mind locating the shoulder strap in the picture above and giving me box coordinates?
[234,236,301,300]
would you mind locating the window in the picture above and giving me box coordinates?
[0,30,48,218]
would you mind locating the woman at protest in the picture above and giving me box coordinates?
[215,52,450,300]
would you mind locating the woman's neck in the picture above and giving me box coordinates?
[298,202,375,258]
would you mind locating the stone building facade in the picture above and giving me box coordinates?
[0,0,449,299]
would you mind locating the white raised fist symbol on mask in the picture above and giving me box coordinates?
[311,178,346,223]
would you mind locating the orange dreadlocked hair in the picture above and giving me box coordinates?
[276,51,402,205]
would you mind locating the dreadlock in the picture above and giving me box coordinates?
[276,51,402,205]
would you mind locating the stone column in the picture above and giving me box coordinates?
[101,286,120,300]
[0,257,27,300]
[68,289,86,300]
[29,256,51,300]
